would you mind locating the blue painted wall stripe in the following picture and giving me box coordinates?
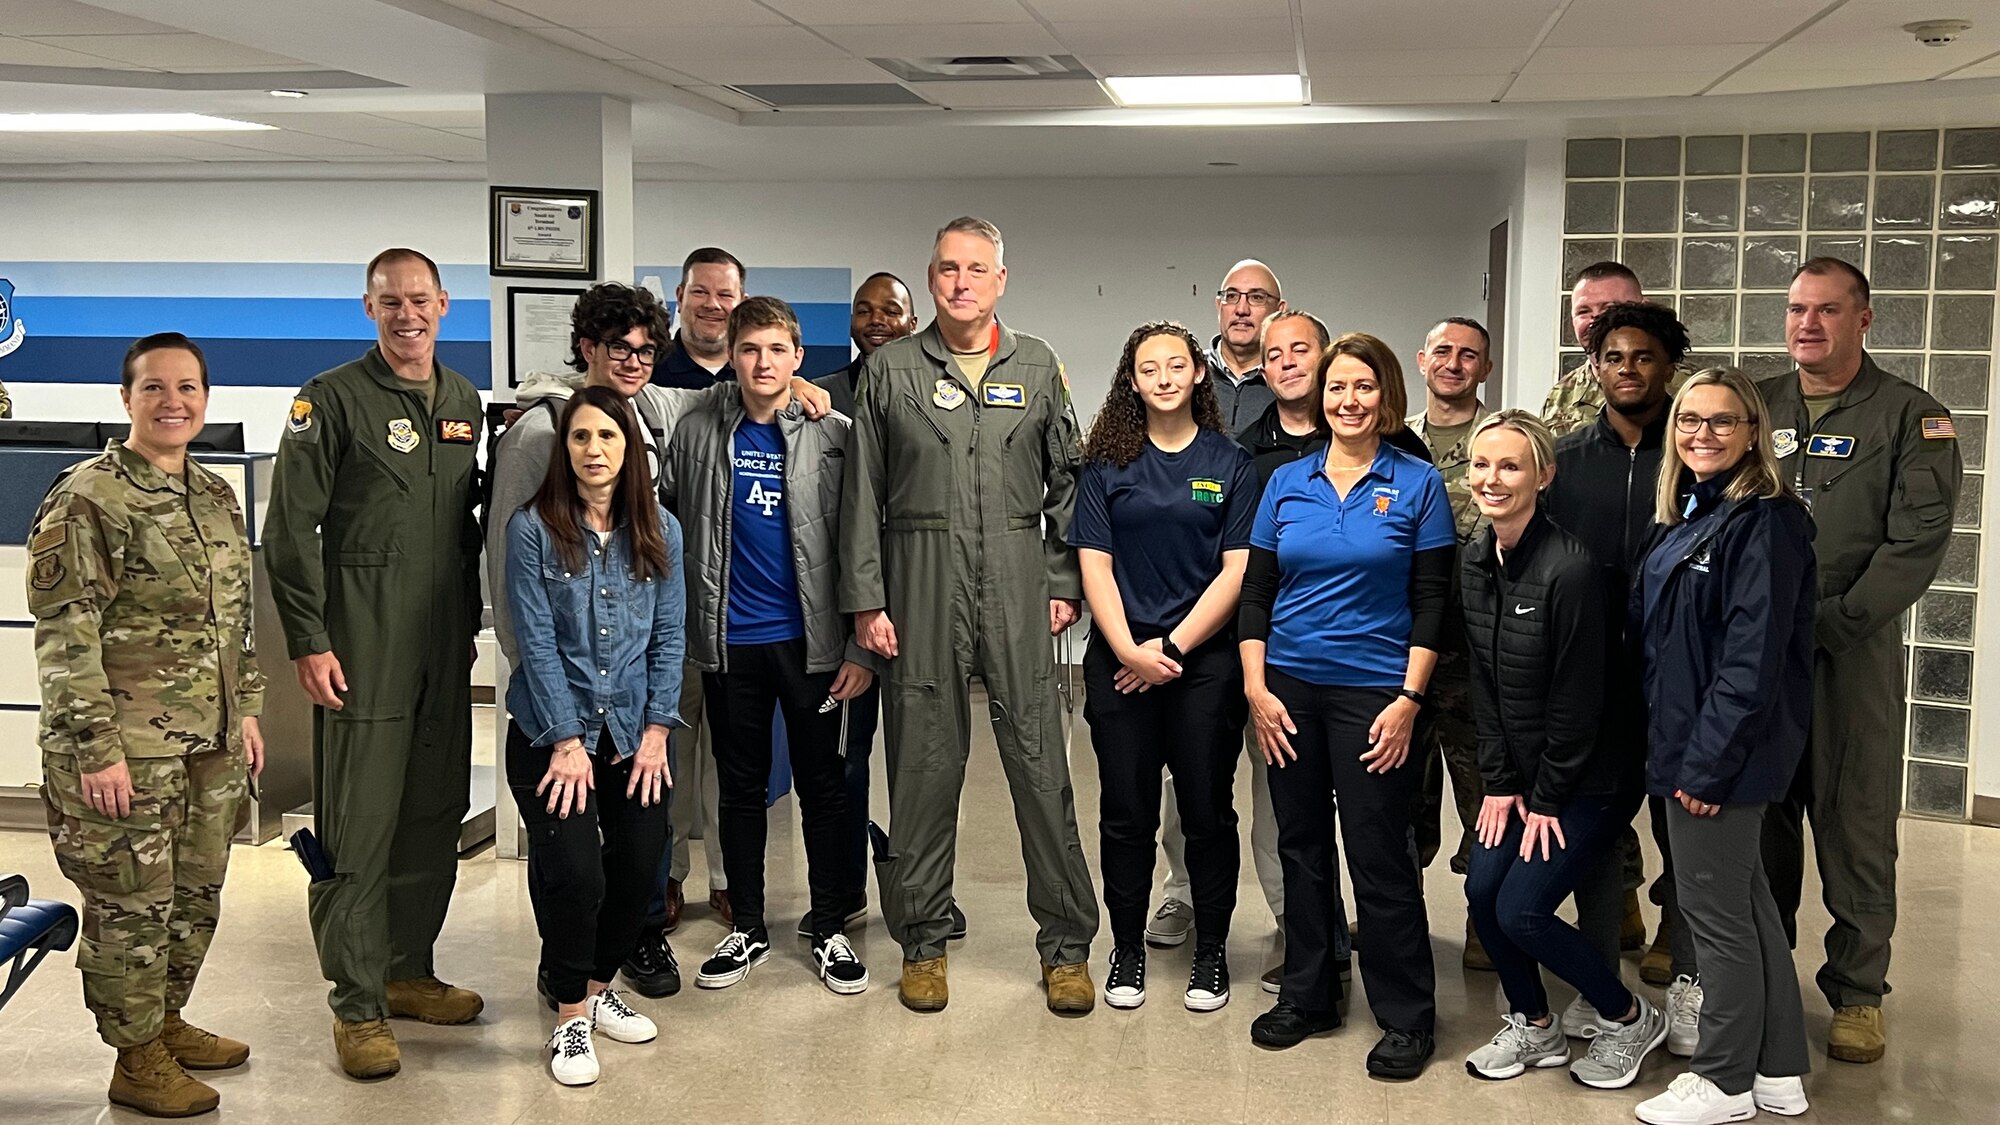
[15,295,492,341]
[6,337,496,390]
[3,262,489,299]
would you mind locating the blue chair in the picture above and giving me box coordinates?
[0,872,78,1011]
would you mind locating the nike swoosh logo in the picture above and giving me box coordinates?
[1513,605,1535,615]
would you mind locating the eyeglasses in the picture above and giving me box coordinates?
[1673,412,1743,437]
[1216,288,1280,309]
[599,339,659,365]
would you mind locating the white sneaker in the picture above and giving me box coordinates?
[1570,994,1668,1089]
[588,986,657,1044]
[1635,1071,1756,1124]
[1465,1013,1570,1080]
[1563,992,1617,1039]
[1753,1073,1809,1116]
[1666,975,1703,1057]
[547,1016,599,1086]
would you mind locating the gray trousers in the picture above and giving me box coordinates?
[669,663,726,888]
[1668,800,1811,1096]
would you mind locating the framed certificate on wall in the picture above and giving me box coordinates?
[506,286,580,388]
[490,186,599,278]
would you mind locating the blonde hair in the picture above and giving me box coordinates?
[1471,410,1557,485]
[1653,368,1790,526]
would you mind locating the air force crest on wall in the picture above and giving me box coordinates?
[0,278,25,359]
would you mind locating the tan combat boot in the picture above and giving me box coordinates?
[333,1016,401,1079]
[899,954,948,1012]
[1463,920,1495,972]
[385,976,484,1025]
[159,1012,249,1070]
[110,1038,220,1118]
[1620,890,1648,952]
[1640,913,1676,987]
[1042,961,1095,1014]
[1829,1005,1886,1063]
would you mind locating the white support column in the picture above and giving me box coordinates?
[482,93,634,858]
[1503,136,1564,413]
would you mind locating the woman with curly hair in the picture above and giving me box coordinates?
[1069,321,1256,1012]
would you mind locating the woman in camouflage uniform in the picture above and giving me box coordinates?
[29,332,265,1119]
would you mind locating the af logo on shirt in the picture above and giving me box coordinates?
[746,479,782,517]
[1189,477,1225,505]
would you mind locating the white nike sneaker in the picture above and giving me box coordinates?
[1753,1073,1809,1116]
[1635,1071,1756,1124]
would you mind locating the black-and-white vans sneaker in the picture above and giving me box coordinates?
[812,933,870,995]
[1104,943,1146,1009]
[696,928,772,989]
[1185,940,1231,1012]
[588,986,657,1043]
[547,1015,598,1086]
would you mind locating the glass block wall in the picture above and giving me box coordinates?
[1561,129,2000,823]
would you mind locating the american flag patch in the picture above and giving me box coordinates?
[1923,416,1957,440]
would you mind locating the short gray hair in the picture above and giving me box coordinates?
[934,216,1005,265]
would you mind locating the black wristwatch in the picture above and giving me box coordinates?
[1160,638,1186,664]
[1398,687,1427,707]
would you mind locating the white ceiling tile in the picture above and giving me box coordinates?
[1051,18,1295,55]
[1520,45,1758,75]
[1542,0,1827,48]
[1305,48,1523,79]
[1028,0,1292,19]
[921,79,1115,109]
[24,33,303,69]
[602,25,851,62]
[0,34,150,67]
[666,57,895,85]
[1706,67,1948,95]
[1504,71,1709,100]
[1953,59,2000,78]
[205,131,401,157]
[510,0,784,28]
[610,59,705,85]
[758,0,1036,26]
[817,23,1066,56]
[528,27,637,60]
[369,110,487,128]
[431,0,552,28]
[1309,74,1505,104]
[1082,52,1300,77]
[676,85,778,112]
[0,0,184,36]
[1296,0,1561,50]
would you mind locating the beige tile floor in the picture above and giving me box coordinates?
[2,700,1996,1123]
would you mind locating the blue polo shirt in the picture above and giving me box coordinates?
[1251,442,1455,687]
[1067,429,1256,638]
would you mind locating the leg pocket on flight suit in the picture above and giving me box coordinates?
[884,680,946,774]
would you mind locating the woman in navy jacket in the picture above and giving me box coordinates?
[1632,369,1814,1125]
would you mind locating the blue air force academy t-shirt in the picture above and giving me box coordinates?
[726,420,805,645]
[1250,441,1455,687]
[1067,428,1257,638]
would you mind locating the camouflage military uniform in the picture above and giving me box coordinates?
[1407,406,1490,874]
[1542,358,1698,439]
[0,379,12,418]
[30,440,263,1049]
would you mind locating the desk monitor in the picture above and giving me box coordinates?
[100,422,247,452]
[0,421,103,449]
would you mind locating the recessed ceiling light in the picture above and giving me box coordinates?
[1103,74,1302,108]
[268,89,309,98]
[0,113,276,132]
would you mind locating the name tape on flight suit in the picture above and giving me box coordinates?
[983,383,1027,407]
[437,419,476,444]
[1807,434,1855,458]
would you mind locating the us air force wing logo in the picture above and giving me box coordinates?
[0,278,25,359]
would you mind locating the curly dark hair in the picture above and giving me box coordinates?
[1082,321,1224,467]
[1584,300,1689,364]
[567,282,673,372]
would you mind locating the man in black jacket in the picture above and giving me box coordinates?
[1542,302,1689,998]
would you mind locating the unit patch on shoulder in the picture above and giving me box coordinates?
[30,552,63,591]
[285,397,318,442]
[29,523,66,554]
[1772,428,1798,458]
[438,419,476,444]
[386,418,420,454]
[1189,478,1225,505]
[1923,415,1957,441]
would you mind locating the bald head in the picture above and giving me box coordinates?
[1217,259,1286,364]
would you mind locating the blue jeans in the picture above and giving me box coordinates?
[1465,793,1642,1022]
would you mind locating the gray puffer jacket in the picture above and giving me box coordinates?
[662,392,872,675]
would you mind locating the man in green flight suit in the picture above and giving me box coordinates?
[841,216,1099,1015]
[266,248,486,1080]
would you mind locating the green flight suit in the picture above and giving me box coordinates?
[29,442,261,1048]
[265,347,484,1022]
[1758,353,1960,1011]
[839,322,1099,965]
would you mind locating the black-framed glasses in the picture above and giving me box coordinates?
[600,338,659,365]
[1674,412,1742,437]
[1216,288,1280,309]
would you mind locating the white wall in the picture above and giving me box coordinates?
[639,174,1506,424]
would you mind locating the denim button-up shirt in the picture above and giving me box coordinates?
[504,504,686,759]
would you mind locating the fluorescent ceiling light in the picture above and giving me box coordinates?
[1103,74,1302,107]
[268,89,309,98]
[0,113,276,132]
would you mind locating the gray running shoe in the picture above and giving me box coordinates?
[1666,975,1702,1057]
[1569,994,1668,1089]
[1466,1013,1570,1080]
[1563,992,1617,1039]
[1144,899,1194,947]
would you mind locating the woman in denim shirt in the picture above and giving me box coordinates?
[504,385,685,1088]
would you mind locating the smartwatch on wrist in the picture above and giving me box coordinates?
[1397,687,1427,707]
[1161,638,1186,664]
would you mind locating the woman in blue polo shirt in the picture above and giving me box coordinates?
[1239,331,1455,1078]
[1071,321,1255,1013]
